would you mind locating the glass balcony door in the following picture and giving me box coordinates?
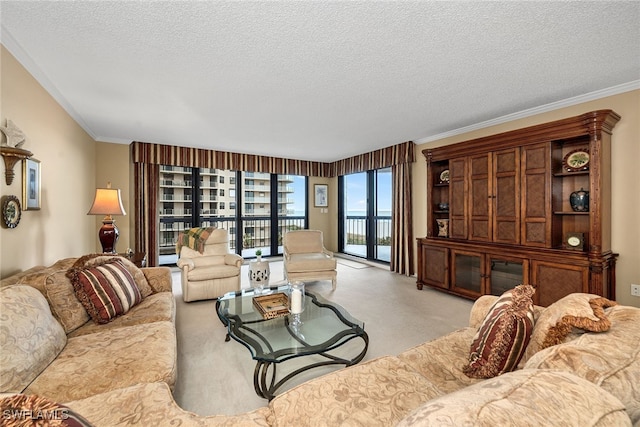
[340,168,392,263]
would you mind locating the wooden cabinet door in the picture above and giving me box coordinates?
[493,148,520,244]
[449,158,467,239]
[521,143,552,247]
[417,243,449,290]
[451,249,484,297]
[486,255,528,296]
[532,260,589,306]
[469,154,492,241]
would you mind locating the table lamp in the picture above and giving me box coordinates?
[87,182,126,253]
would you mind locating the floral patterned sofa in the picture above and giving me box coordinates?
[0,256,177,408]
[2,257,639,426]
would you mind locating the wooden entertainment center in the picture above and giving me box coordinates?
[417,110,620,306]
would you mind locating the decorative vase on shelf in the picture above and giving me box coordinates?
[570,188,589,212]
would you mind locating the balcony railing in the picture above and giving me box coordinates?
[344,215,392,262]
[160,180,192,187]
[160,194,193,202]
[158,215,306,259]
[160,209,193,216]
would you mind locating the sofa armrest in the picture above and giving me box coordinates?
[176,257,195,271]
[322,248,334,257]
[141,267,173,293]
[224,253,243,267]
[468,295,499,328]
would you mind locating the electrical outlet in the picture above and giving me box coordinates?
[632,284,640,297]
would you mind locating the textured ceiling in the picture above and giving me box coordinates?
[1,1,639,162]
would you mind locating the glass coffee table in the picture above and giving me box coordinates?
[216,285,369,400]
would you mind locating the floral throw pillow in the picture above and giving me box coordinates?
[463,284,536,379]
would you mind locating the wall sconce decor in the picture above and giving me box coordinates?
[87,182,126,253]
[0,119,32,185]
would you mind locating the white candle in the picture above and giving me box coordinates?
[291,289,302,314]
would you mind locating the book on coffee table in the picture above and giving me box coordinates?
[253,292,289,319]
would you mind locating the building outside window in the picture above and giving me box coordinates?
[159,167,307,264]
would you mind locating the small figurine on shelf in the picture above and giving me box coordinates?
[436,219,450,237]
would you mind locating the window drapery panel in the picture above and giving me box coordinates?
[133,162,160,266]
[391,161,414,276]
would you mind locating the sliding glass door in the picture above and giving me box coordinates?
[340,168,392,262]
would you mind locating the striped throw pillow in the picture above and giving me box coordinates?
[69,259,142,324]
[463,284,535,379]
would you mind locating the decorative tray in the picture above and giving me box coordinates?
[253,292,289,319]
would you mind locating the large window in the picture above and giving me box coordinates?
[339,167,392,262]
[159,166,307,264]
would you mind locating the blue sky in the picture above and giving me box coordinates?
[288,171,392,214]
[346,170,392,213]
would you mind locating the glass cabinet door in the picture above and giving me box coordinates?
[451,250,483,297]
[488,257,528,296]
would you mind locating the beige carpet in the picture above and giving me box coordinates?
[171,257,474,417]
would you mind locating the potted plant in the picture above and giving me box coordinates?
[255,249,262,262]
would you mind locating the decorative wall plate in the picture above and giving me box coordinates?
[2,195,21,228]
[563,149,590,172]
[439,169,450,183]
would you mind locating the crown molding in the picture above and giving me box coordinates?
[415,80,640,145]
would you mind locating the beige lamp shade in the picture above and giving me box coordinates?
[87,184,126,216]
[87,182,126,253]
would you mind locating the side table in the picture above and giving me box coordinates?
[248,258,270,292]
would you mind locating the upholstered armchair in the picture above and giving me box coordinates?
[283,229,337,289]
[176,228,243,302]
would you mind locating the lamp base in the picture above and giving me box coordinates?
[98,219,119,253]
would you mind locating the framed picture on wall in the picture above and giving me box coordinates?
[22,158,41,210]
[314,184,328,207]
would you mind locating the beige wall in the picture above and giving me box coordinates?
[94,142,131,253]
[0,46,97,277]
[307,176,337,251]
[2,43,638,307]
[414,89,640,307]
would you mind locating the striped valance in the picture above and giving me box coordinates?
[131,140,414,177]
[329,141,415,176]
[131,141,331,177]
